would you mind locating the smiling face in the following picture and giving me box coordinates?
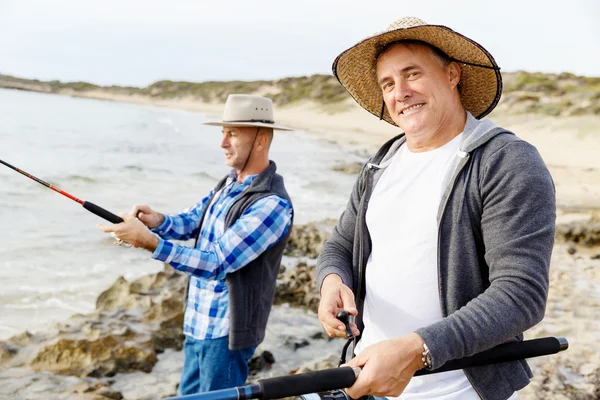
[376,42,463,150]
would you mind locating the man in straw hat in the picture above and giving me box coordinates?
[98,94,294,395]
[316,17,555,400]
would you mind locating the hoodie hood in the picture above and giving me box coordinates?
[364,112,513,221]
[370,112,510,167]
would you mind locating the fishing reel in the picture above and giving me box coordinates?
[295,389,352,400]
[295,311,356,400]
[111,232,133,248]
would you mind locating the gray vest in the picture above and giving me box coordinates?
[194,161,293,350]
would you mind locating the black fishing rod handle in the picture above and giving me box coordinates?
[336,311,354,339]
[414,336,568,376]
[260,366,358,400]
[83,201,124,224]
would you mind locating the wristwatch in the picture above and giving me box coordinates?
[422,342,433,370]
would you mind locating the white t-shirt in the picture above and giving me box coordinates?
[355,133,509,400]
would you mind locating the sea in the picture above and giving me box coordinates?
[0,88,364,339]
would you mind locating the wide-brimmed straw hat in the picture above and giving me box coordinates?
[332,17,502,125]
[204,94,293,131]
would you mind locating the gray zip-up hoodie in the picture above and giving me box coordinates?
[316,113,556,400]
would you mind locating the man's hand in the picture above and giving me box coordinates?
[318,274,360,338]
[97,214,159,251]
[131,204,164,229]
[344,333,425,399]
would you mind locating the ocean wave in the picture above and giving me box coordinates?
[65,174,98,184]
[0,324,20,339]
[3,296,89,313]
[109,143,163,155]
[123,164,143,171]
[0,191,29,199]
[156,117,181,134]
[190,171,219,180]
[15,280,99,295]
[156,117,174,126]
[301,179,337,190]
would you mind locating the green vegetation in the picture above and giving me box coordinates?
[1,71,598,117]
[500,71,600,116]
[135,74,348,106]
[506,72,562,93]
[269,75,348,105]
[49,81,101,91]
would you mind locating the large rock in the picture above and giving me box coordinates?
[285,220,336,258]
[331,162,363,175]
[151,312,185,353]
[290,354,338,374]
[0,342,19,364]
[30,334,157,377]
[556,219,600,247]
[2,265,187,379]
[0,368,124,400]
[249,350,276,375]
[274,262,319,312]
[95,276,133,312]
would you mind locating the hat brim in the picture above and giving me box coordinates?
[332,24,502,124]
[203,121,293,131]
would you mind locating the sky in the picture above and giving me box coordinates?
[0,0,598,87]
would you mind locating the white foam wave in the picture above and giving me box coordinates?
[4,296,90,313]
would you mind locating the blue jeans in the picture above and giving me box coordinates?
[178,335,256,395]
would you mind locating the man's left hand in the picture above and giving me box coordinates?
[344,333,425,399]
[97,214,159,252]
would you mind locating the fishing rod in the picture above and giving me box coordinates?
[165,336,569,400]
[0,158,124,224]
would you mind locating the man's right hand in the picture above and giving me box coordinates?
[318,274,360,338]
[131,205,164,229]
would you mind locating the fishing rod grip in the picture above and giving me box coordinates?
[414,336,568,376]
[260,366,359,400]
[83,201,124,224]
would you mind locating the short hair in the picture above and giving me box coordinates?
[376,40,461,93]
[258,127,274,148]
[376,40,453,68]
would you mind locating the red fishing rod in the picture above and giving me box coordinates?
[1,158,124,224]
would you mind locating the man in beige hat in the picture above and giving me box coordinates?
[317,17,555,400]
[98,94,294,395]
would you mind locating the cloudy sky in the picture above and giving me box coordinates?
[0,0,598,87]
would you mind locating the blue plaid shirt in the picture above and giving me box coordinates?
[151,171,293,340]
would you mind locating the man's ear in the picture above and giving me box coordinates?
[255,130,267,150]
[447,61,461,89]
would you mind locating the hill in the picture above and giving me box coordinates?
[1,71,598,117]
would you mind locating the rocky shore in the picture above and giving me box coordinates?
[1,216,598,399]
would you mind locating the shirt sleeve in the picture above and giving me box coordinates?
[151,195,293,280]
[151,186,217,241]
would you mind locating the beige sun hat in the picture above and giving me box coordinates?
[333,17,503,125]
[203,94,293,131]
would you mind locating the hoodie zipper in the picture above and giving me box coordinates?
[435,153,483,400]
[356,164,376,320]
[436,153,471,309]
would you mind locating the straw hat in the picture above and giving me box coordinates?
[333,17,502,125]
[204,94,293,131]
